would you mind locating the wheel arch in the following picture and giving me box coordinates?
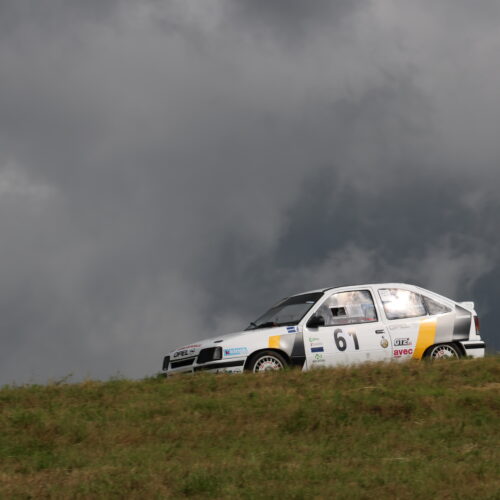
[453,341,467,357]
[422,341,465,359]
[244,348,291,370]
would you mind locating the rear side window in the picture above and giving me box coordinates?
[378,288,426,320]
[423,296,452,315]
[318,290,378,326]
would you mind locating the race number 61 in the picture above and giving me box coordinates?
[333,328,360,351]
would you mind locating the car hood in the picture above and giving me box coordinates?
[168,326,295,359]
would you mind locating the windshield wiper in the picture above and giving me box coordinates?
[247,321,298,330]
[253,321,279,329]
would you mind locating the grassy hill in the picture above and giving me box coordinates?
[1,358,499,499]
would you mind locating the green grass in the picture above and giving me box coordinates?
[1,357,499,498]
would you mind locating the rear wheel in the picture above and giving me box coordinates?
[247,350,288,373]
[426,343,461,360]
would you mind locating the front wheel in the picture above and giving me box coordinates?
[247,350,288,373]
[425,343,461,360]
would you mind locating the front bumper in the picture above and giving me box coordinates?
[163,356,246,375]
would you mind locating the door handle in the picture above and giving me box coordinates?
[375,329,385,334]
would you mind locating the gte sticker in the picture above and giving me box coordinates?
[311,346,324,353]
[393,348,414,357]
[224,347,248,356]
[394,338,411,346]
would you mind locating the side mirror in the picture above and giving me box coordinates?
[307,314,326,329]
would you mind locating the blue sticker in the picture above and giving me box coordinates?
[286,326,298,333]
[224,347,248,356]
[311,346,324,353]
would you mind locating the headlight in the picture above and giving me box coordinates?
[197,347,222,364]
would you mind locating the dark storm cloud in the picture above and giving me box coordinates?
[227,0,364,42]
[1,0,499,384]
[0,0,122,41]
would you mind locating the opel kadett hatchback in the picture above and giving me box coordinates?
[162,283,484,375]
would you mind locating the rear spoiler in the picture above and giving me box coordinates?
[459,301,475,312]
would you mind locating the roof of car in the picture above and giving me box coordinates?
[291,283,419,296]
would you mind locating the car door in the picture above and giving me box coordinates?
[374,287,426,360]
[303,288,391,368]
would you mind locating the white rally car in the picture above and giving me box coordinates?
[162,283,485,375]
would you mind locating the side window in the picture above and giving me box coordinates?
[318,290,378,326]
[378,288,426,320]
[423,296,452,315]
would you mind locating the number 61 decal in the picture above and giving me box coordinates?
[333,329,360,351]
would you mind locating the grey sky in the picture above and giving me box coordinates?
[1,0,499,384]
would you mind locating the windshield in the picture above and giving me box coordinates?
[245,292,324,330]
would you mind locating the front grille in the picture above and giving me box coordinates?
[170,357,195,369]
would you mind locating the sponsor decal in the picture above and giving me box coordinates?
[310,342,323,347]
[286,326,299,333]
[394,338,412,346]
[311,346,324,353]
[224,347,248,357]
[180,344,202,349]
[313,353,325,363]
[389,324,410,330]
[173,348,196,358]
[308,336,320,342]
[393,348,414,357]
[380,337,389,349]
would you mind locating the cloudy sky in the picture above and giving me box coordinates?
[1,0,499,384]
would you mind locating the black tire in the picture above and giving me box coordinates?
[425,343,461,360]
[246,350,288,373]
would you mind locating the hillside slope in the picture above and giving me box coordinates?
[1,358,499,498]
